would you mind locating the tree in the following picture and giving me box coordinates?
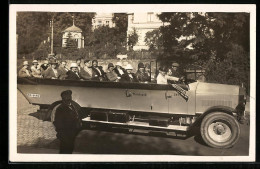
[128,29,138,50]
[157,12,250,91]
[17,12,50,55]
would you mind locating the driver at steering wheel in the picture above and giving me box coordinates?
[157,66,180,84]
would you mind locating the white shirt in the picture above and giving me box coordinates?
[157,73,179,84]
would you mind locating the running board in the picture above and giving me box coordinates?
[82,117,189,132]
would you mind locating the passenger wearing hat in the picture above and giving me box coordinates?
[18,61,32,77]
[106,63,119,82]
[66,62,81,80]
[157,66,179,84]
[44,60,61,79]
[80,60,95,80]
[92,60,106,81]
[121,64,138,83]
[31,60,42,78]
[114,61,127,78]
[135,62,150,83]
[53,90,82,154]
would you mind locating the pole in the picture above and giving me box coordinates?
[51,18,54,55]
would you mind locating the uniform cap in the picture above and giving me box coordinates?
[60,90,72,98]
[44,60,49,64]
[125,64,133,70]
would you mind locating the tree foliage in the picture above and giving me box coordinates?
[128,29,138,50]
[155,12,250,91]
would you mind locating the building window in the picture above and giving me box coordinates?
[98,20,102,26]
[147,12,153,22]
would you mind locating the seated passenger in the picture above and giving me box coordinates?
[66,63,81,80]
[76,58,83,73]
[44,60,61,79]
[31,60,42,78]
[114,62,127,78]
[135,62,150,83]
[40,60,49,71]
[40,60,49,78]
[106,63,119,82]
[58,60,69,80]
[121,64,138,83]
[18,61,32,77]
[80,60,94,80]
[157,66,179,84]
[92,60,106,81]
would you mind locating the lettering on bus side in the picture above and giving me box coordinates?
[27,93,40,98]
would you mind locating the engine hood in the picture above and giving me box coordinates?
[196,82,240,95]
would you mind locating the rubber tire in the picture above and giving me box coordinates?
[200,112,240,148]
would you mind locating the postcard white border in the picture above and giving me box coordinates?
[9,4,256,162]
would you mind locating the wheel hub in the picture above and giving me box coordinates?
[213,123,226,135]
[208,121,232,143]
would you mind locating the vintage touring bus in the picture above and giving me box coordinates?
[17,76,246,149]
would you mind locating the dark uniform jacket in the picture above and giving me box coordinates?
[66,70,81,80]
[53,102,82,138]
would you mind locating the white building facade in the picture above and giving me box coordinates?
[62,22,84,49]
[127,13,165,51]
[92,13,115,30]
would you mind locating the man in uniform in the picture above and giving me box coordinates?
[53,90,82,154]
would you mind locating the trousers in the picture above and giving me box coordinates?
[57,130,79,154]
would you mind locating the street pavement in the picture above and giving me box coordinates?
[17,90,250,155]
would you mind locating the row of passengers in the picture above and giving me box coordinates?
[18,59,152,83]
[68,61,151,83]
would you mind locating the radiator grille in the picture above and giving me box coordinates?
[201,100,232,107]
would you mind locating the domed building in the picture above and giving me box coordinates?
[62,20,84,49]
